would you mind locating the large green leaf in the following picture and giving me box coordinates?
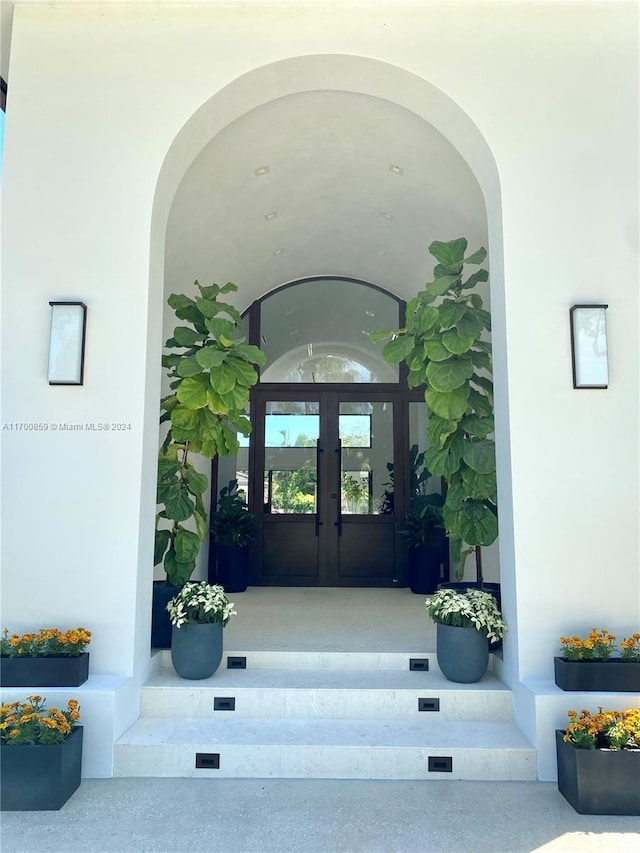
[170,404,200,432]
[462,439,496,474]
[471,375,494,401]
[176,357,203,378]
[154,529,171,566]
[441,329,476,355]
[461,465,497,500]
[423,338,452,362]
[186,468,208,495]
[157,456,181,479]
[163,487,195,522]
[444,481,466,512]
[176,374,210,409]
[425,385,470,420]
[424,440,462,478]
[193,509,208,541]
[468,388,493,417]
[427,414,459,447]
[209,362,237,396]
[235,415,252,436]
[227,357,258,387]
[468,349,492,370]
[163,548,195,586]
[464,247,487,265]
[460,414,494,438]
[425,274,460,297]
[426,356,474,392]
[220,422,240,455]
[222,384,250,412]
[459,501,498,546]
[235,343,267,367]
[429,238,468,268]
[168,294,196,311]
[439,300,468,328]
[204,317,236,340]
[173,326,206,347]
[196,346,226,369]
[370,329,393,344]
[206,387,230,414]
[477,309,492,331]
[461,269,489,290]
[382,334,415,364]
[415,306,439,334]
[456,310,484,340]
[174,527,200,563]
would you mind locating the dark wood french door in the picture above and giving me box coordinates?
[249,390,406,586]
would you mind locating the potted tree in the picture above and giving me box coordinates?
[425,586,507,683]
[152,281,265,648]
[209,479,258,593]
[372,238,498,593]
[399,503,446,594]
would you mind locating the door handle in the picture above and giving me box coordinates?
[316,440,323,536]
[335,440,342,536]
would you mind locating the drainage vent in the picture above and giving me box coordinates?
[409,658,429,671]
[195,753,220,769]
[419,698,440,712]
[428,756,452,773]
[213,697,235,711]
[227,656,247,669]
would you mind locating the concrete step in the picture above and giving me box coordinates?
[160,649,446,671]
[141,667,513,722]
[114,716,536,781]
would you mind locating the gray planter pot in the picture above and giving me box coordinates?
[171,621,223,680]
[436,622,489,683]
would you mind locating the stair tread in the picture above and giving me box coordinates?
[117,716,533,750]
[148,668,508,692]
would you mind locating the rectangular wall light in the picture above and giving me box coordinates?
[48,302,87,385]
[569,304,608,389]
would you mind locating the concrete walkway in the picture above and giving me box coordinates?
[2,778,639,853]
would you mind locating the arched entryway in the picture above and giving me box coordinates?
[151,52,507,600]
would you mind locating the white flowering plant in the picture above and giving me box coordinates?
[167,581,237,629]
[425,587,508,643]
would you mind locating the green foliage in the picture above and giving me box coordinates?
[372,238,497,581]
[210,479,258,547]
[155,282,265,585]
[399,505,446,550]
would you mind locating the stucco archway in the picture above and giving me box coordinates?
[148,53,515,680]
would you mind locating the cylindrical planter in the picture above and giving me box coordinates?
[214,545,250,593]
[1,726,83,811]
[436,622,489,683]
[171,621,223,680]
[408,546,441,595]
[556,730,640,815]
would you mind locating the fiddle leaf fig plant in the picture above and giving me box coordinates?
[371,238,497,582]
[155,281,265,586]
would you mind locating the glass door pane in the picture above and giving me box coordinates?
[263,401,320,515]
[339,401,393,515]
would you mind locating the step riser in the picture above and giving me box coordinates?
[141,688,513,722]
[114,744,536,781]
[159,650,462,672]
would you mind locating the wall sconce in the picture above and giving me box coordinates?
[569,304,608,389]
[48,302,87,385]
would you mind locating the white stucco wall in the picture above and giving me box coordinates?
[1,1,638,775]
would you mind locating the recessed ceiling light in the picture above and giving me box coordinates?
[381,211,394,220]
[389,163,404,175]
[273,248,284,255]
[264,211,277,221]
[255,165,270,176]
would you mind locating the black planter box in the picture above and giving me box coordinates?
[554,657,640,692]
[556,730,640,815]
[0,653,89,687]
[1,726,83,811]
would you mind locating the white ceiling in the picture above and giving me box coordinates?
[164,90,488,309]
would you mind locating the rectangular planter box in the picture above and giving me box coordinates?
[554,656,640,692]
[0,653,89,687]
[1,726,83,811]
[556,730,640,815]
